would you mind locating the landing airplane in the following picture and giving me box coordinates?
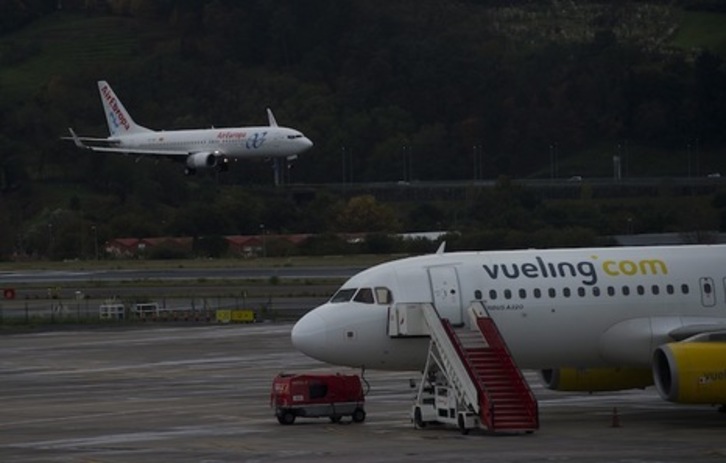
[65,81,313,179]
[292,244,726,409]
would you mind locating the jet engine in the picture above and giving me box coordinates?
[186,152,218,169]
[653,340,726,404]
[540,368,653,392]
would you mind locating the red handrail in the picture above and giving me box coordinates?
[476,317,539,428]
[440,319,496,429]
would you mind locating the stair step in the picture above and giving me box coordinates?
[435,311,539,433]
[494,419,538,426]
[495,408,532,415]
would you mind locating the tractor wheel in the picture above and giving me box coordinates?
[352,407,366,423]
[277,411,296,425]
[458,414,470,435]
[414,406,426,428]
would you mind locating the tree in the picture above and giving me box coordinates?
[335,195,401,233]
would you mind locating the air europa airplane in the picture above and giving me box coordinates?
[65,81,313,179]
[292,244,726,409]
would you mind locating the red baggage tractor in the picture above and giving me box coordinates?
[271,373,366,425]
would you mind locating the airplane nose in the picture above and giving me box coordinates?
[302,137,313,150]
[291,309,327,359]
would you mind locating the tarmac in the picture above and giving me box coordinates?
[1,323,725,463]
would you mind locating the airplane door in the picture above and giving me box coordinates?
[428,266,462,325]
[700,277,716,307]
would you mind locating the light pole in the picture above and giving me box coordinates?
[341,146,346,184]
[92,225,98,260]
[473,145,482,180]
[47,223,54,260]
[260,224,266,258]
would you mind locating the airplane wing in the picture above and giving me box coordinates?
[267,108,278,127]
[76,144,191,157]
[60,135,117,144]
[65,128,189,157]
[668,324,726,341]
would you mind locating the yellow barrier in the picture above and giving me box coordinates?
[216,309,255,323]
[216,310,232,323]
[230,309,255,323]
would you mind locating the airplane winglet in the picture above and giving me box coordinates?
[436,241,446,255]
[267,108,278,127]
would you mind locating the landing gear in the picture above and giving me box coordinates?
[273,157,284,186]
[184,167,196,176]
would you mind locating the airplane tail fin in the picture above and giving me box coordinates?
[266,108,278,127]
[97,81,152,136]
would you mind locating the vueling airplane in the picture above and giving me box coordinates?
[65,81,313,177]
[292,244,726,418]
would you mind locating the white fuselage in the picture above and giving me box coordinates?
[292,245,726,371]
[114,126,312,159]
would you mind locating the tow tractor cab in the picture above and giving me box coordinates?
[271,373,366,425]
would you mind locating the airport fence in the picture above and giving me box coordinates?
[0,295,311,327]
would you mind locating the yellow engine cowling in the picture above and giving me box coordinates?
[540,368,653,392]
[653,342,726,404]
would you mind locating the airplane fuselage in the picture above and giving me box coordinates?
[113,126,310,159]
[292,245,726,372]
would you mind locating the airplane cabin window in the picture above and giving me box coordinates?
[652,285,660,295]
[330,288,357,303]
[592,287,601,297]
[474,290,482,299]
[563,288,571,298]
[375,287,393,304]
[504,289,512,300]
[534,288,542,298]
[354,288,375,304]
[681,284,689,295]
[548,288,556,298]
[637,285,645,295]
[704,282,713,294]
[519,289,527,299]
[607,286,615,296]
[666,284,674,295]
[622,286,630,296]
[489,289,497,300]
[577,287,586,297]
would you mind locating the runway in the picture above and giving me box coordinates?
[1,324,725,462]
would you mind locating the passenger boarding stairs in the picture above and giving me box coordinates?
[400,303,538,434]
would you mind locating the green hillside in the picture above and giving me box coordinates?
[672,11,726,55]
[0,14,171,102]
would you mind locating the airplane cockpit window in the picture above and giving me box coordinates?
[330,288,357,303]
[287,134,303,139]
[375,287,393,305]
[354,288,375,304]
